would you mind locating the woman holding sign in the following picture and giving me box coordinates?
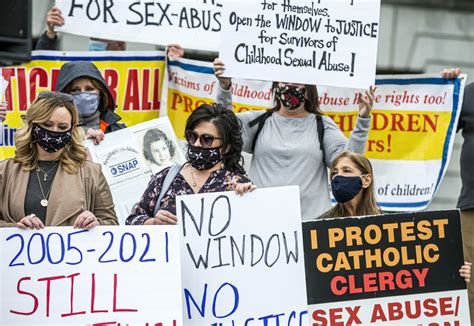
[0,92,118,229]
[319,151,472,282]
[126,103,255,225]
[214,59,375,221]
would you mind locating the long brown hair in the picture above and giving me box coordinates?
[328,151,381,218]
[271,82,323,115]
[14,96,87,173]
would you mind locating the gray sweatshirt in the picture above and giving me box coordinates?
[217,86,371,220]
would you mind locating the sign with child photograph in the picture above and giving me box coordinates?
[87,117,185,224]
[303,210,470,325]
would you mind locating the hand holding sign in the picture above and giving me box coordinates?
[213,58,232,90]
[46,6,65,39]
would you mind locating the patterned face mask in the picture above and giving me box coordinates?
[275,85,306,110]
[32,124,72,153]
[186,143,222,170]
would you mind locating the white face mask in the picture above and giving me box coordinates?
[73,92,100,118]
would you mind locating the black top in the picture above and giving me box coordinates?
[24,161,59,223]
[458,82,474,210]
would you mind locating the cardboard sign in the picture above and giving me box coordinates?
[0,226,183,325]
[219,0,381,89]
[303,210,470,325]
[177,186,309,325]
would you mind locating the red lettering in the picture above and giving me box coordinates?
[387,302,403,321]
[18,67,28,110]
[104,69,119,104]
[2,68,15,110]
[9,277,39,316]
[170,93,182,110]
[346,306,362,324]
[372,112,388,131]
[423,298,439,317]
[311,309,327,325]
[113,274,138,313]
[61,272,86,317]
[91,272,108,314]
[378,271,395,291]
[29,67,48,105]
[370,304,387,322]
[330,276,347,296]
[439,297,454,316]
[395,269,413,290]
[363,273,378,292]
[51,68,61,91]
[141,68,152,111]
[123,69,140,111]
[152,68,160,110]
[37,275,66,317]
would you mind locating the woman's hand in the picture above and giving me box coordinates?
[74,210,100,229]
[86,128,105,145]
[441,68,461,80]
[146,209,178,225]
[358,85,376,118]
[46,6,65,39]
[166,43,184,58]
[0,101,7,121]
[232,179,257,196]
[17,214,44,230]
[213,58,232,90]
[460,262,472,283]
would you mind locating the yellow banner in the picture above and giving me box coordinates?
[1,51,166,159]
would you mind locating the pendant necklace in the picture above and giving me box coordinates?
[37,162,59,181]
[190,167,203,191]
[35,169,54,207]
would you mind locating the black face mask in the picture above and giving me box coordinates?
[275,85,306,110]
[331,175,363,203]
[186,143,222,170]
[32,124,72,153]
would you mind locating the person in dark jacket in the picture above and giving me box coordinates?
[55,61,125,144]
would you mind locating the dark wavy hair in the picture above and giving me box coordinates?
[271,82,322,115]
[142,128,176,164]
[185,103,245,174]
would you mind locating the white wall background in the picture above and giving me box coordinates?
[31,1,474,210]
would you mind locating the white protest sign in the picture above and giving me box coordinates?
[220,0,381,89]
[177,186,309,325]
[55,0,222,51]
[87,117,185,223]
[0,226,183,325]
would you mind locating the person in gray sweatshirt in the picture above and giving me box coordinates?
[213,59,375,221]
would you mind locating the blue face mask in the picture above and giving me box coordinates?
[73,92,100,118]
[331,175,363,203]
[88,40,108,51]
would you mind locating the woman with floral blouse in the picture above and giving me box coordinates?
[126,103,255,225]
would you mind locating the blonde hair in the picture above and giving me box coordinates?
[328,151,381,218]
[14,96,87,173]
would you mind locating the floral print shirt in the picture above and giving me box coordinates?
[126,166,251,225]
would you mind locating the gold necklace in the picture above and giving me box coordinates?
[37,162,59,181]
[190,166,203,190]
[35,170,55,207]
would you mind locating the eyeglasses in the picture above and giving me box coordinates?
[37,91,74,103]
[185,130,222,148]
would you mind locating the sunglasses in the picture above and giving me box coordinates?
[185,130,222,148]
[37,91,74,103]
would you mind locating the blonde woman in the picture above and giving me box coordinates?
[319,151,471,283]
[0,92,118,229]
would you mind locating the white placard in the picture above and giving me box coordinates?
[0,226,183,325]
[177,186,309,325]
[87,117,186,223]
[219,0,381,89]
[55,0,223,51]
